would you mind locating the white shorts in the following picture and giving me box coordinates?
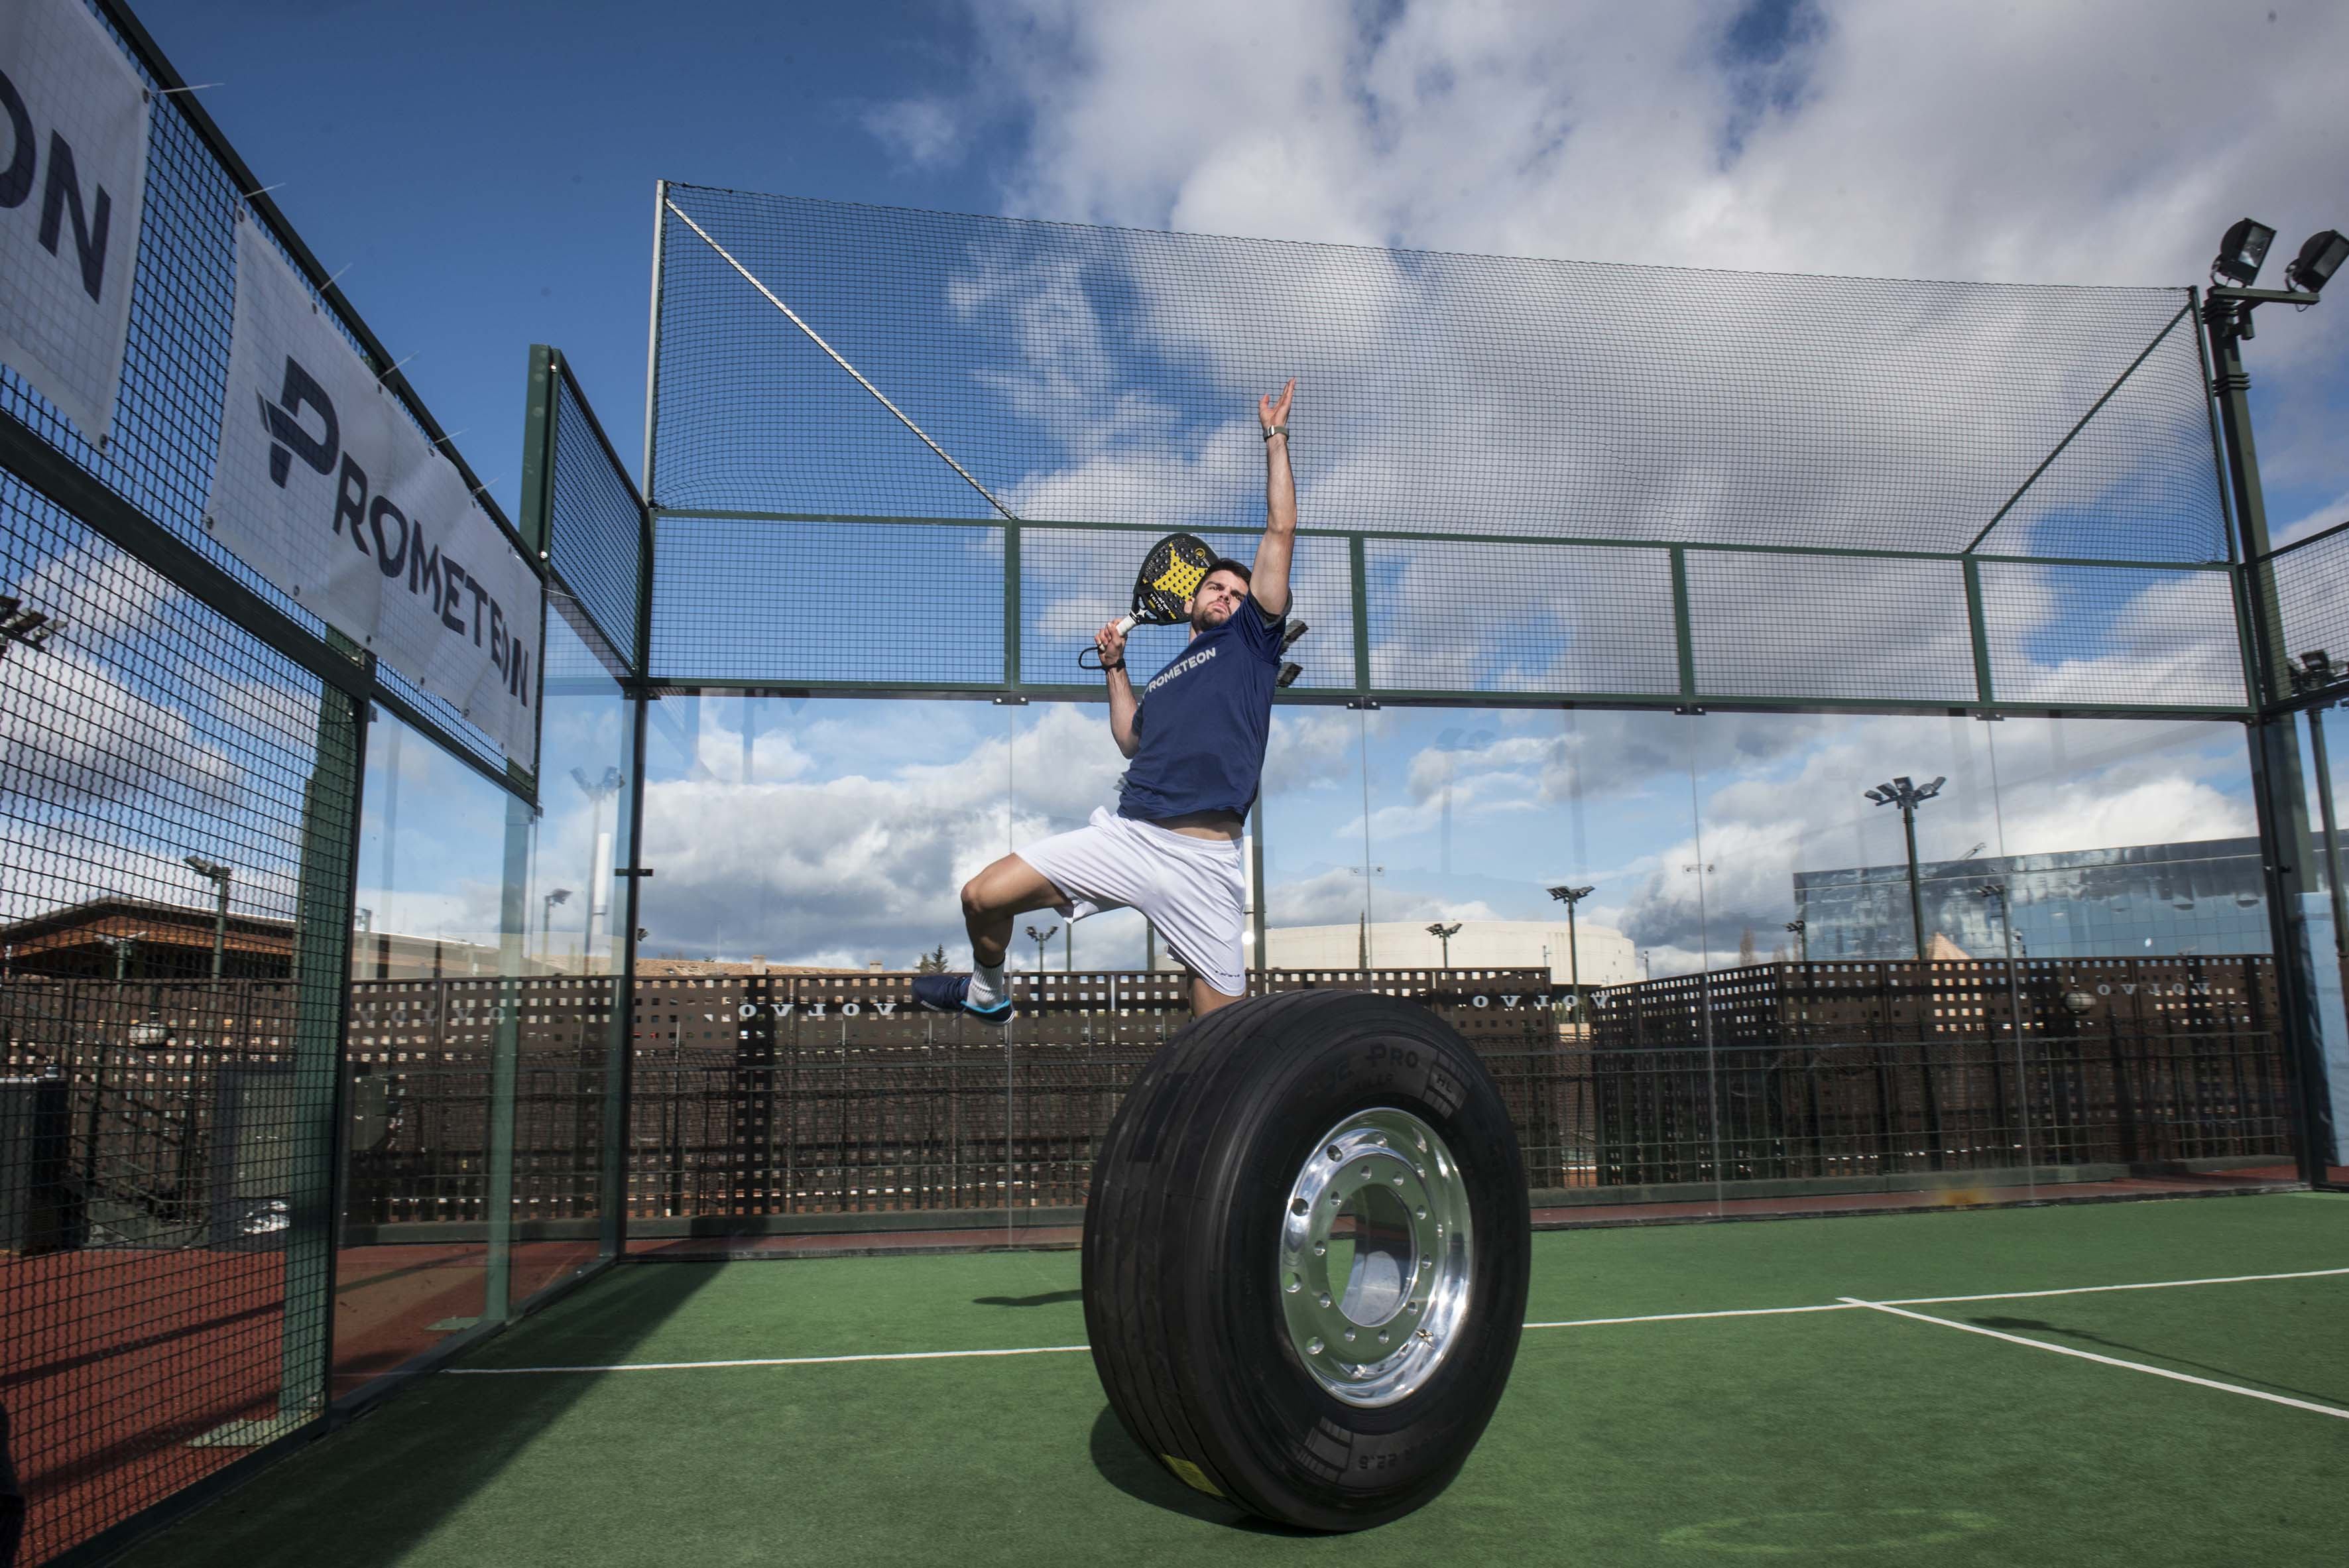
[1016,806,1248,997]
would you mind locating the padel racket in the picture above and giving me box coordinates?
[1079,532,1219,668]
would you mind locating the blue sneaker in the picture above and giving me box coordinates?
[911,972,1012,1025]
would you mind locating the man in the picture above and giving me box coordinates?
[914,379,1297,1022]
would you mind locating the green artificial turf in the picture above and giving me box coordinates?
[117,1193,2348,1568]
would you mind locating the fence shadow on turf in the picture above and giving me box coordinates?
[1969,1315,2349,1408]
[1086,1407,1321,1536]
[111,1264,725,1568]
[972,1289,1085,1307]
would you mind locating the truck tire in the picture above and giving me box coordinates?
[1082,989,1530,1531]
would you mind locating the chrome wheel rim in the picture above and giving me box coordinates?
[1277,1107,1473,1408]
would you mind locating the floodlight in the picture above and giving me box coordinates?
[2286,229,2349,295]
[2212,218,2277,286]
[1546,884,1595,904]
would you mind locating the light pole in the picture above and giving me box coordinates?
[95,930,145,981]
[1784,918,1807,964]
[1347,865,1384,966]
[1426,921,1461,969]
[184,855,233,980]
[571,766,625,973]
[2204,217,2346,1185]
[1683,863,1714,971]
[1547,884,1594,1026]
[541,888,573,968]
[1864,775,1944,959]
[1026,922,1057,973]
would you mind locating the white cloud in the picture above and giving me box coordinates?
[863,98,966,170]
[827,0,2349,709]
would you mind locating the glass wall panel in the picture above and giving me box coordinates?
[2311,709,2349,1174]
[631,695,1014,1254]
[1678,708,2299,1222]
[507,603,632,1304]
[1687,711,2019,1215]
[1341,707,1706,1217]
[336,713,518,1398]
[1984,717,2288,1195]
[2313,703,2349,1180]
[1008,698,1156,1244]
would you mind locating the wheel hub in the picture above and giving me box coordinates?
[1277,1107,1473,1407]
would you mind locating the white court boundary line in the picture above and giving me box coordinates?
[1521,1263,2349,1329]
[450,1264,2349,1376]
[452,1345,1089,1375]
[1840,1297,2349,1421]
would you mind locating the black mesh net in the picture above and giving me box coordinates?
[1,472,356,1565]
[651,187,2225,562]
[646,185,2240,710]
[548,367,643,672]
[2266,524,2349,691]
[0,8,520,780]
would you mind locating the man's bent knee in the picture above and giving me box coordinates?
[963,854,1064,922]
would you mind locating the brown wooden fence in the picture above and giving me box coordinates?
[1,959,2296,1252]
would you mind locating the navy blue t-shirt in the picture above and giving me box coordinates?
[1117,596,1284,821]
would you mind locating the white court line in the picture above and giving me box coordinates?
[451,1345,1089,1376]
[1839,1297,2349,1421]
[1521,1264,2349,1331]
[448,1265,2349,1375]
[1522,1303,1858,1330]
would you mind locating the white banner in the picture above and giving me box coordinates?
[206,219,541,769]
[0,0,149,444]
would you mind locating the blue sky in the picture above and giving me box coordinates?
[95,1,2349,975]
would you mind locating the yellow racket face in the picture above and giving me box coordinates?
[1152,554,1209,599]
[1132,534,1219,624]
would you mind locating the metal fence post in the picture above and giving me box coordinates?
[285,669,367,1427]
[2204,294,2338,1179]
[485,793,532,1321]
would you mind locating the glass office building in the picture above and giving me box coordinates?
[1793,838,2271,962]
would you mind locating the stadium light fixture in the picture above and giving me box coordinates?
[1426,921,1463,969]
[184,855,233,979]
[1546,885,1596,1021]
[0,595,58,658]
[1866,776,1945,960]
[2286,229,2349,296]
[2212,218,2277,286]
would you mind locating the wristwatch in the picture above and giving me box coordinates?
[1262,424,1288,441]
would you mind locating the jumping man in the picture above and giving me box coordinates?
[914,380,1298,1021]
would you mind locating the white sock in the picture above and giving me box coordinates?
[967,961,1006,1007]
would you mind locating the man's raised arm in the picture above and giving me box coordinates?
[1252,379,1297,618]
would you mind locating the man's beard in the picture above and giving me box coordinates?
[1191,602,1232,631]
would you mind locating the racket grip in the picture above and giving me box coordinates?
[1112,614,1138,637]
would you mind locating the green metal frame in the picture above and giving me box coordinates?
[519,345,648,1272]
[641,505,2250,719]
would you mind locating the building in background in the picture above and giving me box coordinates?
[1148,918,1636,989]
[1793,837,2269,962]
